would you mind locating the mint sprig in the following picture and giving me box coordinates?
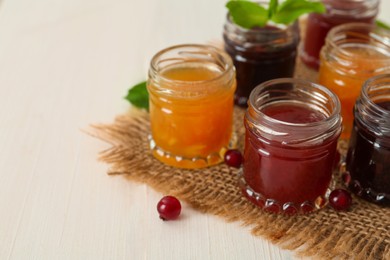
[226,0,325,29]
[376,20,390,30]
[125,81,149,110]
[268,0,278,19]
[271,0,325,24]
[226,1,268,29]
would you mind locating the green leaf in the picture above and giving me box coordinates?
[271,0,325,25]
[268,0,278,18]
[226,0,268,29]
[125,81,149,110]
[376,20,390,30]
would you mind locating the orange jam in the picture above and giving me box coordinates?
[147,45,236,168]
[319,23,390,139]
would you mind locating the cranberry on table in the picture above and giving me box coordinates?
[157,196,181,221]
[224,149,243,168]
[329,189,352,211]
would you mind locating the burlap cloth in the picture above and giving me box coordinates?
[90,40,389,260]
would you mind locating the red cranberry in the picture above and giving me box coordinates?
[157,196,181,221]
[224,149,243,168]
[329,189,352,211]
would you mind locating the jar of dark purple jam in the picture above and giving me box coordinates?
[346,74,390,206]
[301,0,379,70]
[223,15,299,107]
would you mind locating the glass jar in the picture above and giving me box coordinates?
[242,78,342,214]
[345,74,390,206]
[147,44,236,169]
[301,0,379,70]
[223,15,299,107]
[319,23,390,140]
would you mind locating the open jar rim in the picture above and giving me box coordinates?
[325,23,390,63]
[362,74,390,113]
[149,44,234,87]
[354,74,390,141]
[323,0,379,17]
[224,13,299,47]
[224,14,293,35]
[248,78,341,128]
[246,78,342,146]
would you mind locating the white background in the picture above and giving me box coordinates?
[0,0,389,259]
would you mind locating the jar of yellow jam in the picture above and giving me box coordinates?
[147,44,236,168]
[319,23,390,139]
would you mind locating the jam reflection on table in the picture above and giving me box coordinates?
[148,44,236,169]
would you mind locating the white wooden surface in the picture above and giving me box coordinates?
[0,0,389,259]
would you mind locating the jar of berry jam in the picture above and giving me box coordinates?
[301,0,379,70]
[345,74,390,206]
[223,15,299,107]
[242,78,342,214]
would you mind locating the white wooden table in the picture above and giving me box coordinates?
[0,0,389,259]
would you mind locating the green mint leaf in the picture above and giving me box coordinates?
[226,0,268,29]
[125,81,149,110]
[268,0,278,18]
[271,0,325,25]
[376,20,390,30]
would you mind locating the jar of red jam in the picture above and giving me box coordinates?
[301,0,379,70]
[223,15,299,107]
[242,78,342,214]
[345,74,390,206]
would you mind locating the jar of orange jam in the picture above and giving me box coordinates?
[319,23,390,139]
[147,44,236,169]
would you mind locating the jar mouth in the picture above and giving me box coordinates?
[246,78,342,145]
[149,44,234,87]
[248,78,341,128]
[361,74,390,118]
[323,0,379,17]
[224,13,299,47]
[325,23,390,63]
[225,13,290,35]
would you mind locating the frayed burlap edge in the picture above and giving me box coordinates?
[89,108,390,260]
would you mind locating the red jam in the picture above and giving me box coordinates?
[263,104,326,124]
[242,78,342,214]
[244,104,338,207]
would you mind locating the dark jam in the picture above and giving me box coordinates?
[302,11,376,70]
[224,26,298,107]
[346,101,390,206]
[243,104,339,213]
